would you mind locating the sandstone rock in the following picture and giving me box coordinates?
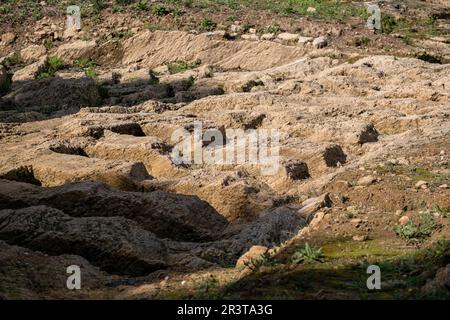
[20,45,47,63]
[0,240,106,299]
[321,144,347,167]
[399,216,410,226]
[439,184,449,189]
[83,130,183,179]
[422,263,450,293]
[241,34,259,41]
[309,211,326,229]
[351,218,363,226]
[357,175,377,187]
[0,32,16,46]
[310,122,379,145]
[206,206,308,261]
[198,64,214,78]
[0,179,227,242]
[298,36,313,46]
[236,245,268,269]
[31,153,151,191]
[353,235,368,242]
[229,24,242,33]
[346,123,379,145]
[6,75,101,113]
[312,36,328,49]
[298,193,332,217]
[280,160,310,181]
[56,40,97,63]
[261,33,275,41]
[0,206,167,276]
[11,56,48,82]
[120,68,153,83]
[415,180,428,189]
[277,33,299,43]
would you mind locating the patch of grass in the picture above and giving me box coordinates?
[133,0,149,11]
[152,4,170,16]
[167,59,201,74]
[291,243,324,264]
[199,18,217,31]
[111,29,134,39]
[261,24,281,34]
[381,14,397,34]
[425,239,450,259]
[394,211,441,244]
[377,164,450,185]
[244,250,277,272]
[351,36,370,47]
[432,205,450,218]
[241,22,254,33]
[37,56,63,79]
[3,51,22,67]
[75,58,98,78]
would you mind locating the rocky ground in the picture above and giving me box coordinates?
[0,0,450,300]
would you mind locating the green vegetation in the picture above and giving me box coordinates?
[134,0,149,11]
[432,205,450,218]
[167,59,201,74]
[3,51,22,68]
[75,58,98,78]
[111,29,134,39]
[199,18,217,31]
[262,24,281,34]
[394,211,440,244]
[377,164,450,186]
[37,56,63,79]
[351,36,370,47]
[152,4,170,16]
[291,243,324,264]
[243,250,277,272]
[381,14,397,34]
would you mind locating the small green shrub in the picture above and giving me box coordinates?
[432,205,450,217]
[243,250,277,272]
[37,56,63,79]
[426,239,450,259]
[115,0,133,5]
[152,5,170,16]
[394,211,440,243]
[167,59,201,74]
[199,18,217,31]
[291,243,324,264]
[352,36,370,47]
[75,58,98,78]
[265,24,281,34]
[4,51,22,67]
[381,14,397,34]
[134,0,149,11]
